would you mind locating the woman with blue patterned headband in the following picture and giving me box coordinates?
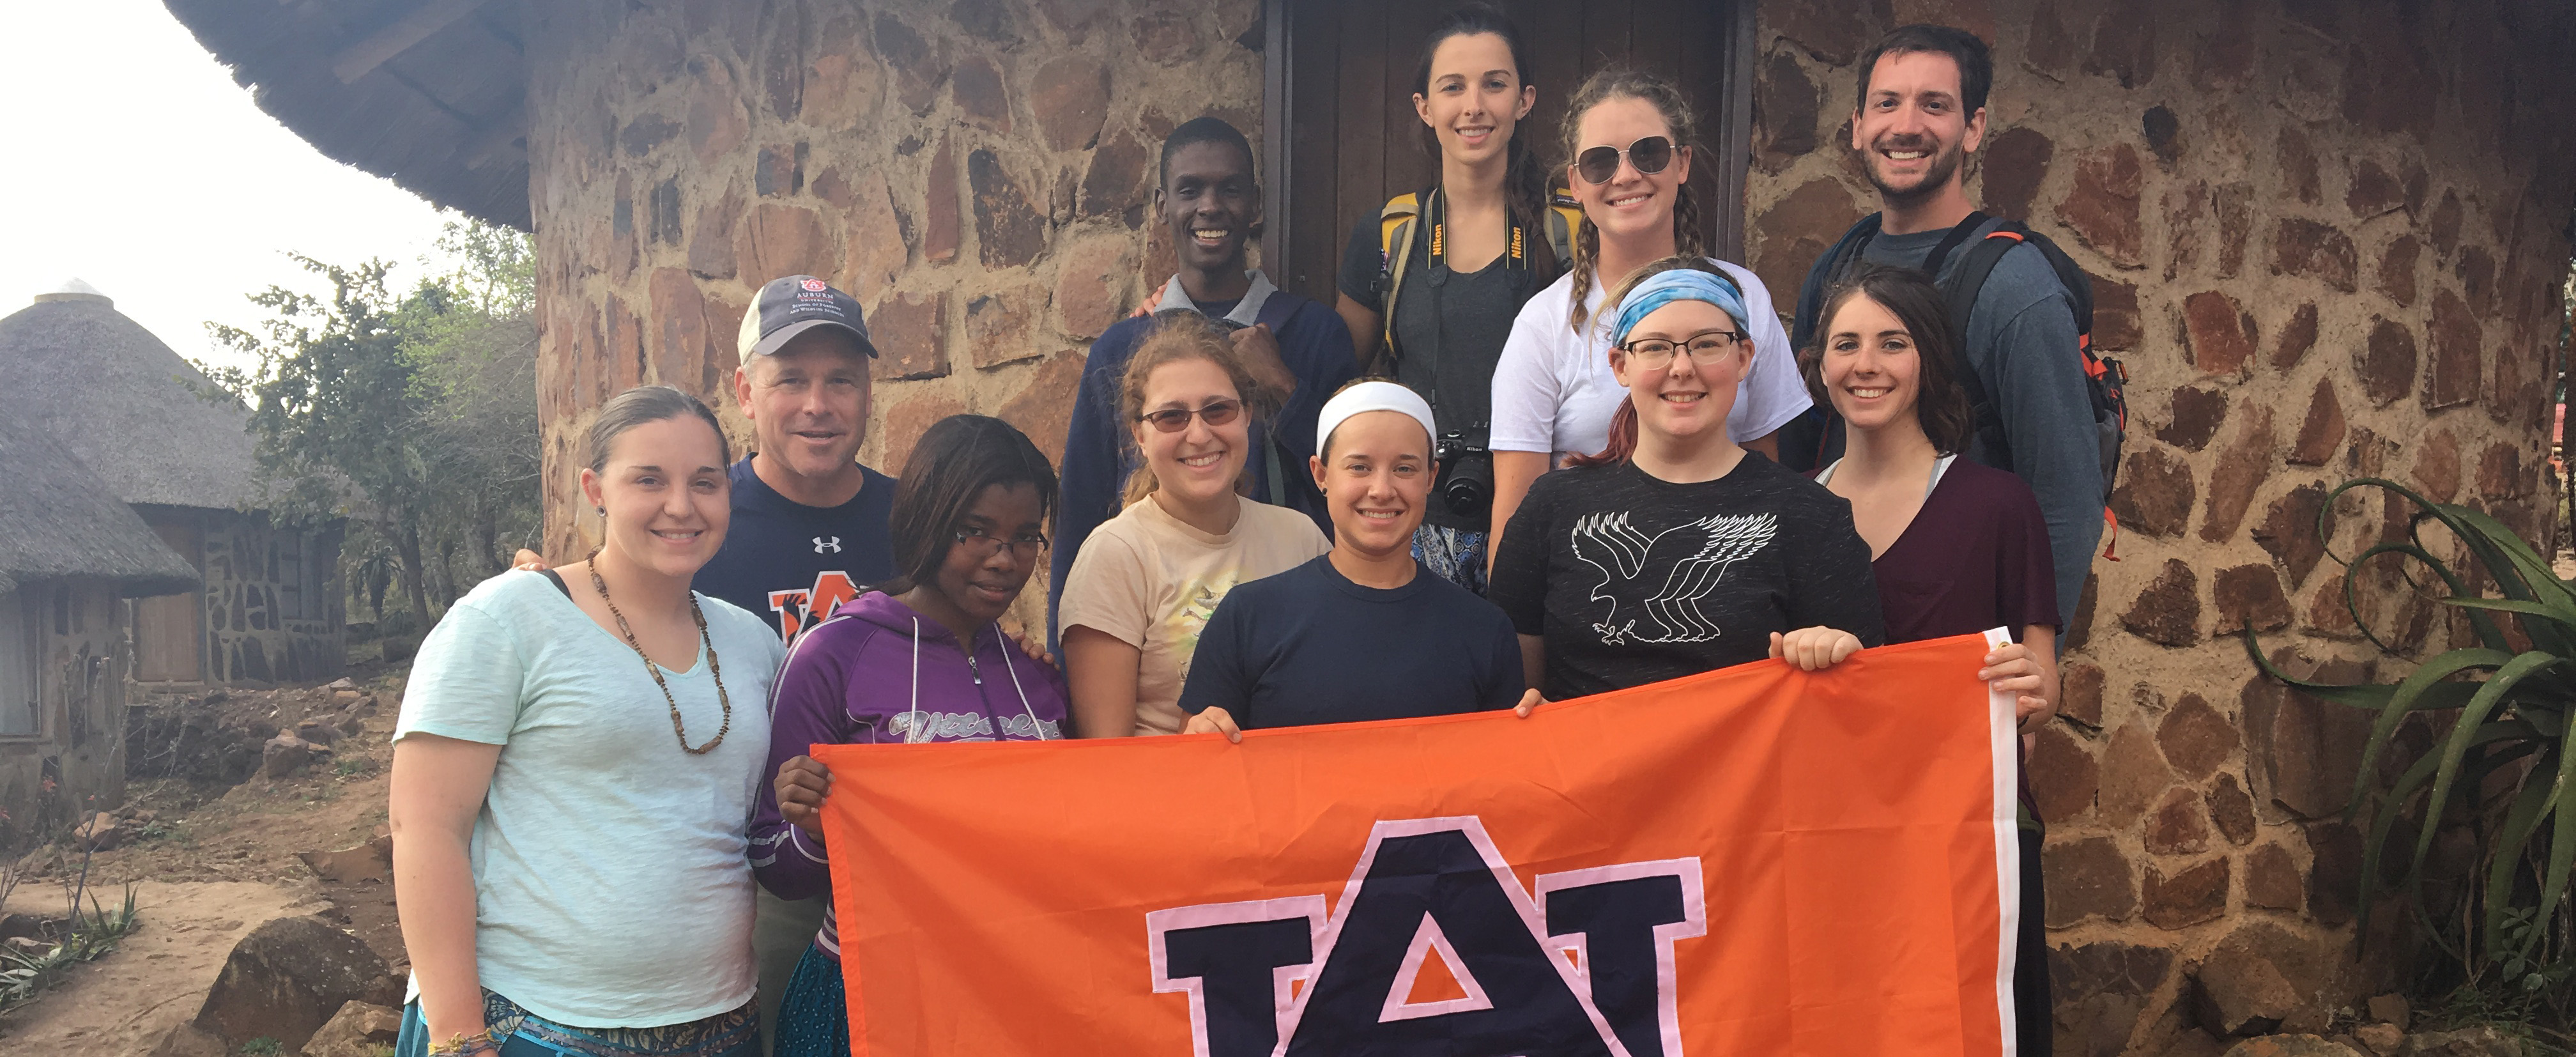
[1487,258,1884,698]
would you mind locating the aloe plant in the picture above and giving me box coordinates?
[2247,477,2573,976]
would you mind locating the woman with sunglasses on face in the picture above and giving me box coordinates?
[1804,266,2058,1055]
[1489,259,1882,700]
[752,414,1070,1057]
[1486,68,1812,576]
[1331,3,1568,594]
[1058,314,1331,738]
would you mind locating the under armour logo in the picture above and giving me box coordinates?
[813,536,842,553]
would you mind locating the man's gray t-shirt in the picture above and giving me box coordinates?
[1860,221,2104,630]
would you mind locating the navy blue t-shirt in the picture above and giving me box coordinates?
[1049,290,1357,642]
[691,456,898,646]
[1177,555,1524,729]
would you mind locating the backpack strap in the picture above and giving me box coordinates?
[1789,213,1885,353]
[1374,192,1423,372]
[1918,210,1991,280]
[1544,184,1583,268]
[1939,228,2025,468]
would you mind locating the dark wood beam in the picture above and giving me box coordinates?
[332,0,494,84]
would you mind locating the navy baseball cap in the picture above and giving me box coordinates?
[738,275,878,358]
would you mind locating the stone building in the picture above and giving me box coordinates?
[0,286,347,687]
[169,0,2576,1051]
[0,413,199,843]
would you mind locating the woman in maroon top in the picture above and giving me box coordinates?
[1802,264,2059,1056]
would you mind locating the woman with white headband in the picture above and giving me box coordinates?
[1488,259,1883,700]
[1180,381,1538,736]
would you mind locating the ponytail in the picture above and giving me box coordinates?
[1567,399,1640,468]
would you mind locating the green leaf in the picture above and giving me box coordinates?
[2483,768,2559,953]
[2518,745,2576,961]
[2350,648,2514,814]
[2416,652,2566,868]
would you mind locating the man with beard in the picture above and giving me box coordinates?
[1783,25,2100,638]
[1782,29,2087,1057]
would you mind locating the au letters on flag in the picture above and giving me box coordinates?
[815,633,2020,1056]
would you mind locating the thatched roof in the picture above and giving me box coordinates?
[0,415,201,598]
[164,0,532,229]
[0,288,264,511]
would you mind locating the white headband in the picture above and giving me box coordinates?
[1315,381,1438,456]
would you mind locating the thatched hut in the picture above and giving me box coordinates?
[164,0,2576,1051]
[0,412,198,840]
[0,285,346,687]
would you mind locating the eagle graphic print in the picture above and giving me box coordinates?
[1570,513,1778,644]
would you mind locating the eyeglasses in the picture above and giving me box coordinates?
[952,527,1050,559]
[1574,135,1676,185]
[1137,399,1243,433]
[1616,329,1746,369]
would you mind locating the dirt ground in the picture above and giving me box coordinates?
[0,670,410,1053]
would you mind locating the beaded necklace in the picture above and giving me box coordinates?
[586,551,731,754]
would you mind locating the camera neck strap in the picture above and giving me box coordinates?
[1416,188,1522,429]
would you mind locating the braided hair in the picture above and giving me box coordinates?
[1558,68,1710,336]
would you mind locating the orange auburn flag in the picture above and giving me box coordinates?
[816,632,2021,1056]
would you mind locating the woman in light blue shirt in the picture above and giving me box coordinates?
[390,385,787,1057]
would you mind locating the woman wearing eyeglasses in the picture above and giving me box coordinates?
[1057,314,1331,738]
[1489,259,1882,699]
[1485,68,1812,578]
[752,413,1070,1057]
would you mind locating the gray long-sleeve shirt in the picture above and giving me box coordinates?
[1855,222,2105,631]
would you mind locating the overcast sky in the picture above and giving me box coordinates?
[3,0,458,373]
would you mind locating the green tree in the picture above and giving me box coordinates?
[202,219,540,629]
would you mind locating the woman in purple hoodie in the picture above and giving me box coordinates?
[748,414,1068,1056]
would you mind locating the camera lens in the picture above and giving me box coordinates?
[1439,451,1494,520]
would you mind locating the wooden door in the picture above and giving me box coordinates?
[134,517,202,683]
[1263,0,1752,304]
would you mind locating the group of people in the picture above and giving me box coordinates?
[390,13,2096,1057]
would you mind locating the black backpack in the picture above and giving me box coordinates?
[1790,211,2130,556]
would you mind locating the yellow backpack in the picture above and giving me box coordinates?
[1370,185,1583,371]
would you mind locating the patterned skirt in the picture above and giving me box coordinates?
[1411,525,1489,595]
[394,991,760,1057]
[772,943,852,1057]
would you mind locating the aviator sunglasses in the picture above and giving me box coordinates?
[1574,135,1676,185]
[1137,398,1243,433]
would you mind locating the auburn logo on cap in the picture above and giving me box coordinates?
[801,278,829,292]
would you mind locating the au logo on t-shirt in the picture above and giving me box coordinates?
[767,569,864,644]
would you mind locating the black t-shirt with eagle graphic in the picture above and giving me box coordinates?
[1489,456,1885,700]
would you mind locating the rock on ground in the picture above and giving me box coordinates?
[2398,1026,2523,1056]
[2221,1036,2366,1056]
[301,999,402,1057]
[193,914,399,1051]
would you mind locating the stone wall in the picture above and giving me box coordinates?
[1743,1,2576,1053]
[521,0,1264,628]
[194,510,345,686]
[0,580,136,845]
[512,0,2576,1048]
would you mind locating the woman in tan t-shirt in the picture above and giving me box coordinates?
[1058,314,1331,737]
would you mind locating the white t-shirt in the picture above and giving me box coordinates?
[1489,258,1811,459]
[395,570,785,1027]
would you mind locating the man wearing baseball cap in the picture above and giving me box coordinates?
[691,274,895,645]
[698,275,896,1048]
